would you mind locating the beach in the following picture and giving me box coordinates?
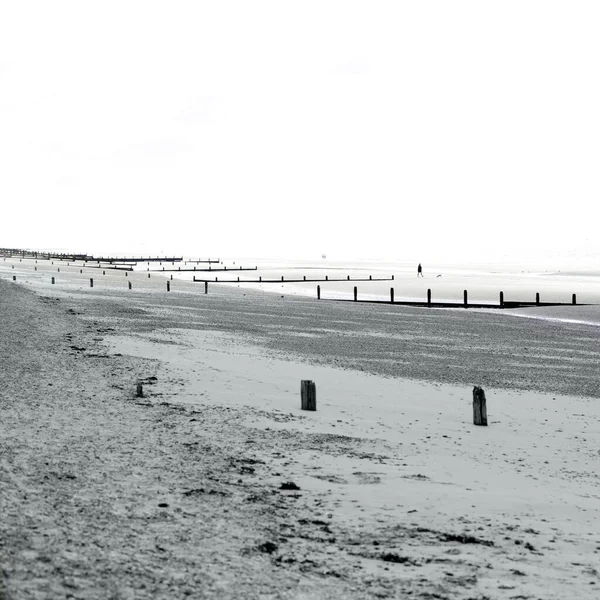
[1,256,600,599]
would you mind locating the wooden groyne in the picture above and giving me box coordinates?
[0,248,90,261]
[325,287,585,309]
[158,266,258,273]
[192,275,394,283]
[87,256,183,263]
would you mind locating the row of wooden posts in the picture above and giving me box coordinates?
[136,377,487,425]
[9,272,211,294]
[300,380,489,426]
[315,285,578,307]
[6,272,579,305]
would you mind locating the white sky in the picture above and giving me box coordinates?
[1,1,599,262]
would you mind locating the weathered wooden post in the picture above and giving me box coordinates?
[128,281,132,290]
[317,285,320,300]
[204,281,208,294]
[259,276,262,282]
[167,281,170,292]
[473,386,488,426]
[463,290,468,308]
[347,275,350,280]
[281,276,284,281]
[103,270,106,275]
[237,276,240,282]
[499,291,504,307]
[572,293,576,305]
[427,289,431,306]
[51,276,55,284]
[390,288,394,303]
[136,382,144,398]
[353,286,357,302]
[535,292,540,306]
[215,277,218,282]
[301,380,316,411]
[303,275,306,281]
[90,278,94,287]
[12,275,16,281]
[325,275,328,281]
[369,275,372,280]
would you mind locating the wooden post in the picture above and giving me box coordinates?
[57,268,60,272]
[390,288,394,303]
[90,278,93,287]
[103,270,106,275]
[369,275,372,280]
[204,281,208,294]
[128,281,132,290]
[167,281,170,292]
[535,292,540,306]
[125,272,128,277]
[300,380,316,411]
[281,276,284,281]
[347,275,350,280]
[317,285,320,300]
[170,274,173,280]
[392,275,394,280]
[259,276,262,282]
[136,382,144,398]
[79,269,82,274]
[572,293,576,305]
[353,286,357,302]
[303,275,306,281]
[499,291,504,307]
[12,275,16,281]
[463,290,468,308]
[35,266,37,271]
[148,273,151,278]
[472,386,488,426]
[427,289,431,306]
[325,275,328,281]
[237,276,240,282]
[51,276,55,284]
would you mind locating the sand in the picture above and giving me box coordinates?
[1,258,600,599]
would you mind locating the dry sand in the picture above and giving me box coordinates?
[1,261,600,599]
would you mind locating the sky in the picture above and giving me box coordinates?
[1,1,599,262]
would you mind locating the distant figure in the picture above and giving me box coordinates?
[417,263,423,277]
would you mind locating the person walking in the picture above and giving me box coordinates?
[417,263,423,277]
